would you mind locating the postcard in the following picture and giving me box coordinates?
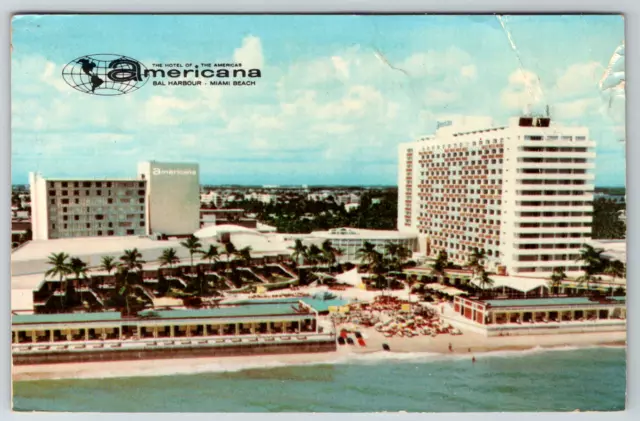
[10,14,626,412]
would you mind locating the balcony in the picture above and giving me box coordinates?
[514,216,593,223]
[516,184,594,191]
[515,194,594,201]
[516,151,597,159]
[515,205,593,212]
[516,172,595,180]
[512,236,589,244]
[517,162,595,170]
[514,226,591,234]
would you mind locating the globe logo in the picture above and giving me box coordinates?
[61,54,150,96]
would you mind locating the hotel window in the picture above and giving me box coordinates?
[107,230,114,236]
[97,230,103,236]
[63,224,68,229]
[86,223,91,228]
[61,190,68,196]
[61,182,68,187]
[82,182,91,188]
[50,199,55,205]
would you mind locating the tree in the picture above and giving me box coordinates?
[576,272,595,295]
[68,257,89,307]
[201,244,220,266]
[119,248,146,315]
[321,240,340,266]
[159,248,180,269]
[290,239,308,265]
[476,269,495,295]
[180,235,203,268]
[576,243,607,275]
[431,250,449,284]
[548,267,566,297]
[466,248,485,275]
[235,246,253,266]
[100,256,118,275]
[305,244,323,266]
[45,252,72,306]
[592,198,626,239]
[576,244,608,296]
[356,241,379,268]
[223,242,237,266]
[604,260,625,295]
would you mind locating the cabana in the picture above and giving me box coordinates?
[470,275,549,298]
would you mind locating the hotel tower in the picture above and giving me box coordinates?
[398,116,595,276]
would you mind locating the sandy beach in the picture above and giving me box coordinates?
[13,328,625,382]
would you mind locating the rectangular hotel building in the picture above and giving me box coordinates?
[398,117,595,276]
[30,161,200,240]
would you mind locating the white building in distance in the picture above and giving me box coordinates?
[398,116,595,276]
[29,161,200,240]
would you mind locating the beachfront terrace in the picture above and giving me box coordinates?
[12,301,322,346]
[449,296,626,336]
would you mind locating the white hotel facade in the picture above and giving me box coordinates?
[30,161,200,240]
[398,117,595,276]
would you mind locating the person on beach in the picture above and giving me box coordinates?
[472,356,476,363]
[448,343,453,352]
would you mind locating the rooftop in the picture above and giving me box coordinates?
[13,311,123,325]
[310,227,418,240]
[483,297,625,308]
[137,303,304,319]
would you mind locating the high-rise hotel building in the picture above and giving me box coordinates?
[30,161,200,240]
[398,117,595,276]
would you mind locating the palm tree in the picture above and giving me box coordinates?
[235,246,253,266]
[396,245,412,268]
[576,244,607,275]
[119,248,146,315]
[180,235,203,269]
[45,252,71,307]
[604,260,625,296]
[476,269,495,295]
[69,257,89,306]
[100,256,118,275]
[99,255,119,292]
[431,250,449,284]
[201,244,220,266]
[321,240,339,266]
[223,242,237,266]
[305,244,323,266]
[576,272,595,295]
[467,248,485,275]
[159,248,180,269]
[290,239,308,266]
[548,267,566,297]
[356,241,379,268]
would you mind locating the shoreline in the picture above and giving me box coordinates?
[12,331,626,382]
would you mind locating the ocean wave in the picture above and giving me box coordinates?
[15,343,624,381]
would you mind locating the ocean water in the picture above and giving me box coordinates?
[13,346,626,412]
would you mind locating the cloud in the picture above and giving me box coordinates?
[555,62,603,98]
[460,64,477,80]
[233,35,264,69]
[500,69,546,114]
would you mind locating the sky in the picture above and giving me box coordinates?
[11,14,626,186]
